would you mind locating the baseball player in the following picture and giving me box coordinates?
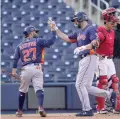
[48,12,117,116]
[74,8,120,114]
[11,24,56,117]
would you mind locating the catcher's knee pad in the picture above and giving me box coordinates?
[97,75,108,89]
[111,74,119,92]
[96,76,108,110]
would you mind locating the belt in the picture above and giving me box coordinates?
[95,54,113,59]
[33,63,41,66]
[101,56,113,59]
[79,53,89,59]
[23,63,41,67]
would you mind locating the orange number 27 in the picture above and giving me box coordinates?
[22,48,36,62]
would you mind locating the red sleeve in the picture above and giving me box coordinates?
[68,32,77,43]
[97,27,105,41]
[97,32,105,41]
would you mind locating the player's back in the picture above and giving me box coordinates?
[18,38,43,66]
[17,33,55,66]
[13,31,56,67]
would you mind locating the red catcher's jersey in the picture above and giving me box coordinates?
[96,26,114,56]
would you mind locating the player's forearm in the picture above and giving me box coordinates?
[55,29,71,42]
[85,44,92,50]
[84,39,100,50]
[12,68,17,74]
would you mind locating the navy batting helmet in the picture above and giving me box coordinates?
[23,25,39,37]
[71,12,88,22]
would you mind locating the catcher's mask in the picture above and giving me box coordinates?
[102,7,120,23]
[23,25,39,38]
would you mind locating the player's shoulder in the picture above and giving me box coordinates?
[87,24,98,31]
[36,37,44,43]
[17,38,37,46]
[97,26,105,32]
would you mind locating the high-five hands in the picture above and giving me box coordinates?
[48,18,58,31]
[74,46,87,55]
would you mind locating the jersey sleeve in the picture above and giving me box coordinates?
[13,46,20,68]
[68,32,77,43]
[88,26,97,41]
[37,31,56,47]
[97,27,105,41]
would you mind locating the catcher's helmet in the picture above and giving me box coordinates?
[71,12,88,22]
[102,7,119,22]
[23,25,39,37]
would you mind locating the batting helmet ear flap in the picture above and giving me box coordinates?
[83,14,88,21]
[23,31,29,37]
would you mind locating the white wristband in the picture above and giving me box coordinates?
[54,26,58,31]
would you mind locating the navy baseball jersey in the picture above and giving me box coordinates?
[68,24,97,55]
[13,32,56,68]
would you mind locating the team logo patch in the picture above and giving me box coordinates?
[77,34,86,40]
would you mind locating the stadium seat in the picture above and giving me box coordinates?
[2,15,13,24]
[1,0,87,83]
[39,16,49,24]
[1,74,10,83]
[1,10,11,18]
[45,48,61,54]
[30,10,44,19]
[38,5,50,13]
[47,0,60,7]
[47,11,61,20]
[63,47,74,55]
[20,3,33,12]
[53,60,72,69]
[62,54,78,61]
[12,28,23,36]
[2,2,12,12]
[2,42,11,48]
[12,0,23,6]
[44,54,61,61]
[11,11,23,20]
[55,73,75,82]
[43,73,54,82]
[1,55,11,61]
[43,61,53,68]
[3,47,14,56]
[21,15,36,24]
[30,0,41,6]
[1,61,10,69]
[66,68,78,74]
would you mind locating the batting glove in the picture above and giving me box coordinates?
[74,46,86,55]
[74,48,80,55]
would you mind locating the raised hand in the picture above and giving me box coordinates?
[48,18,58,31]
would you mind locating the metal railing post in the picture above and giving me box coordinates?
[97,0,100,24]
[79,0,84,11]
[88,0,92,19]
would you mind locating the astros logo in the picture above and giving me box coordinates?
[77,34,86,40]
